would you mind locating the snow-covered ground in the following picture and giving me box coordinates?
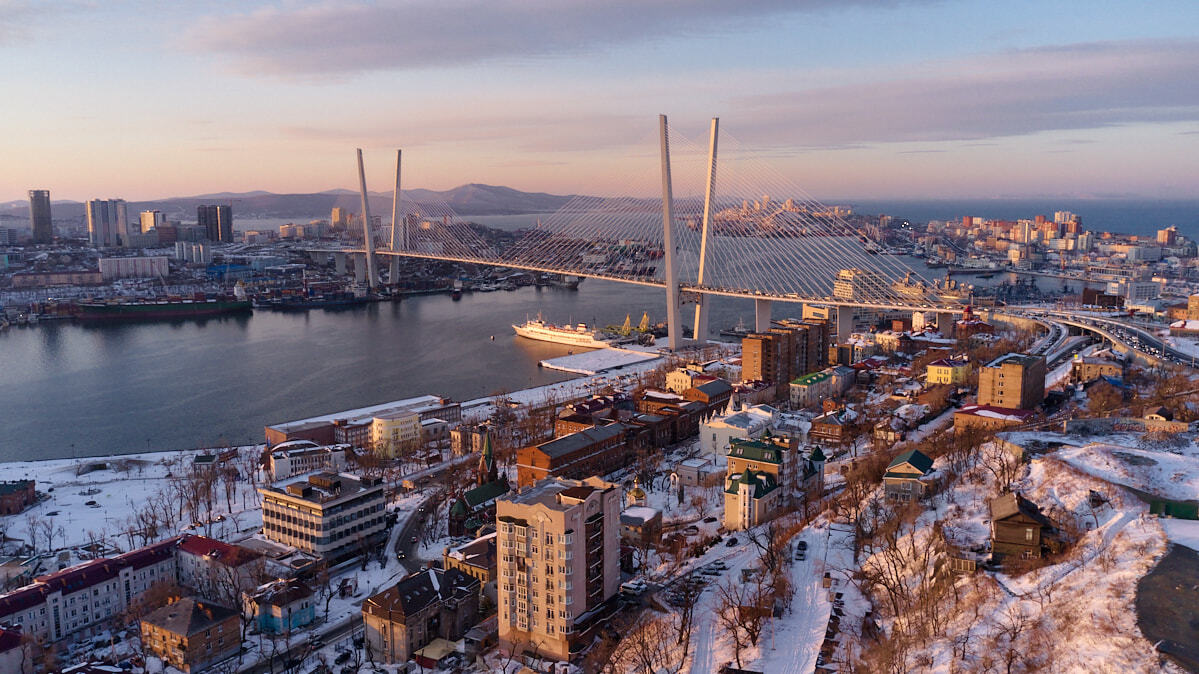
[1056,442,1199,502]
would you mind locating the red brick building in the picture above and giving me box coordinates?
[0,481,35,516]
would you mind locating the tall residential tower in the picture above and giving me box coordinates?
[28,190,52,243]
[85,198,128,247]
[197,204,233,242]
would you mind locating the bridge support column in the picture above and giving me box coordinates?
[836,305,854,344]
[389,257,401,285]
[354,254,366,283]
[334,252,347,275]
[693,295,709,343]
[755,299,773,333]
[659,114,683,352]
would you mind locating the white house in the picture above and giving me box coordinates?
[700,403,778,456]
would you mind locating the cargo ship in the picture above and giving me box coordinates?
[513,314,617,348]
[75,296,252,321]
[254,292,371,311]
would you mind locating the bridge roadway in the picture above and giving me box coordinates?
[308,247,971,315]
[1012,307,1197,369]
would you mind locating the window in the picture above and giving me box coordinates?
[1025,528,1034,542]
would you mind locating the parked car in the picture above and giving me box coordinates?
[726,537,738,547]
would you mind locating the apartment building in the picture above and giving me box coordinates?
[176,535,265,602]
[141,598,240,673]
[370,409,422,457]
[977,353,1046,410]
[496,477,620,662]
[363,568,480,665]
[259,472,387,563]
[0,537,177,643]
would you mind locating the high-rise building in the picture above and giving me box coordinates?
[1157,226,1178,246]
[139,210,165,233]
[496,476,620,662]
[85,198,128,247]
[978,354,1046,410]
[197,204,233,242]
[331,207,349,228]
[28,190,52,243]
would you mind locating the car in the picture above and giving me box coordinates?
[726,537,738,547]
[796,541,808,551]
[410,536,418,544]
[703,516,718,524]
[709,561,728,571]
[396,551,406,560]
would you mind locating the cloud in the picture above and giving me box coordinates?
[0,0,88,45]
[736,40,1199,147]
[187,0,905,76]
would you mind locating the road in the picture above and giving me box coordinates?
[1011,307,1197,369]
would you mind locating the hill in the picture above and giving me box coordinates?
[0,183,578,223]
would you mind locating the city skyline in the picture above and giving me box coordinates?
[3,1,1198,202]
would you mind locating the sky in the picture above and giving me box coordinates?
[2,0,1198,202]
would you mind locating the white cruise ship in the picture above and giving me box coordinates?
[513,315,615,348]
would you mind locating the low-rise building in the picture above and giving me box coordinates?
[926,358,971,386]
[989,493,1058,562]
[620,506,662,547]
[370,409,422,457]
[1070,355,1124,384]
[0,537,178,643]
[665,366,716,394]
[883,449,936,503]
[259,472,387,563]
[268,441,349,481]
[673,457,714,487]
[809,408,856,448]
[515,423,629,488]
[0,480,35,515]
[0,626,30,673]
[953,404,1037,434]
[699,403,777,456]
[140,598,241,674]
[363,569,480,665]
[443,533,497,595]
[243,579,314,635]
[722,437,824,531]
[176,535,265,604]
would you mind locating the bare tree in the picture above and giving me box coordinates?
[713,576,769,668]
[604,613,685,674]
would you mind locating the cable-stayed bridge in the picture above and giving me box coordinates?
[312,116,973,349]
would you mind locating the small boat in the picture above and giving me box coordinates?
[451,288,463,301]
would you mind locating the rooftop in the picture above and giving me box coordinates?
[984,353,1042,369]
[142,598,238,636]
[363,568,478,619]
[503,476,616,510]
[533,423,625,460]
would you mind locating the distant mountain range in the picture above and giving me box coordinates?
[0,183,579,224]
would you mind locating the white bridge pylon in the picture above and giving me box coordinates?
[344,118,958,349]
